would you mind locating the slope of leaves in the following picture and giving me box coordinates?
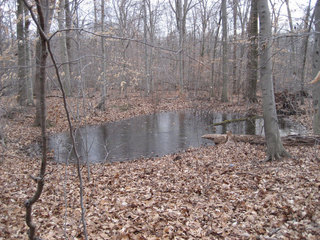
[0,91,319,239]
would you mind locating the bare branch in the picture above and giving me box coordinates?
[46,22,89,240]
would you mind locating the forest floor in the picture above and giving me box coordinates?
[0,90,319,239]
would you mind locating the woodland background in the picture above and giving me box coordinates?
[0,0,316,106]
[0,0,320,239]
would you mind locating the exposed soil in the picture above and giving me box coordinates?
[0,91,319,239]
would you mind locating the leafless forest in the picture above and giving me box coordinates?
[0,0,316,102]
[1,0,320,239]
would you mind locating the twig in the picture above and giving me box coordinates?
[22,1,88,239]
[46,31,89,240]
[22,1,49,239]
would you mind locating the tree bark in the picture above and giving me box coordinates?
[147,0,155,93]
[285,0,297,85]
[34,39,41,126]
[246,0,258,103]
[22,1,48,239]
[24,1,89,239]
[178,0,184,92]
[170,0,193,93]
[299,0,312,104]
[93,0,98,31]
[177,0,184,92]
[64,0,73,76]
[17,0,27,106]
[258,0,289,160]
[210,15,221,98]
[33,0,56,126]
[58,0,71,95]
[143,0,151,95]
[97,0,107,110]
[16,0,33,106]
[197,0,209,96]
[312,0,320,134]
[221,0,228,102]
[232,0,238,95]
[24,4,33,105]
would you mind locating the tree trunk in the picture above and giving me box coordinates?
[198,0,209,97]
[246,0,258,103]
[312,0,320,134]
[65,0,73,80]
[58,0,71,95]
[210,15,221,98]
[170,0,193,93]
[93,0,98,31]
[232,0,238,95]
[148,0,155,93]
[299,0,312,104]
[97,0,107,110]
[285,0,297,86]
[24,1,89,239]
[17,0,27,106]
[33,0,55,126]
[22,1,49,239]
[33,39,41,126]
[16,0,33,106]
[143,0,150,95]
[258,0,289,160]
[176,0,184,92]
[221,0,228,102]
[23,4,33,105]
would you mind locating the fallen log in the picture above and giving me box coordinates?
[202,133,320,146]
[212,116,262,126]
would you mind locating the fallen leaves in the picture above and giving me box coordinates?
[0,91,319,239]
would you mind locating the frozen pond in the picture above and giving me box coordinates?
[48,111,306,164]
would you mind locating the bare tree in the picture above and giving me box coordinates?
[209,12,221,98]
[299,0,313,104]
[17,0,32,106]
[58,0,71,95]
[196,0,214,95]
[113,0,137,97]
[268,0,285,89]
[97,0,107,110]
[143,0,153,95]
[169,0,194,92]
[93,0,99,31]
[33,0,56,126]
[284,0,297,85]
[221,0,228,102]
[236,0,250,95]
[199,0,212,58]
[23,0,50,238]
[246,0,258,103]
[17,0,25,104]
[23,1,89,239]
[24,3,33,105]
[143,0,148,94]
[258,0,289,160]
[232,0,238,94]
[64,0,73,76]
[312,0,320,134]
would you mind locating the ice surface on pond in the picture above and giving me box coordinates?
[49,111,306,164]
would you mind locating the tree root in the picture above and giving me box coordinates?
[263,149,292,162]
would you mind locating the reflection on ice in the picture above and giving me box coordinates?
[48,111,306,164]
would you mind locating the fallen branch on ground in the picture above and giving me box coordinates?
[212,116,262,126]
[202,133,320,146]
